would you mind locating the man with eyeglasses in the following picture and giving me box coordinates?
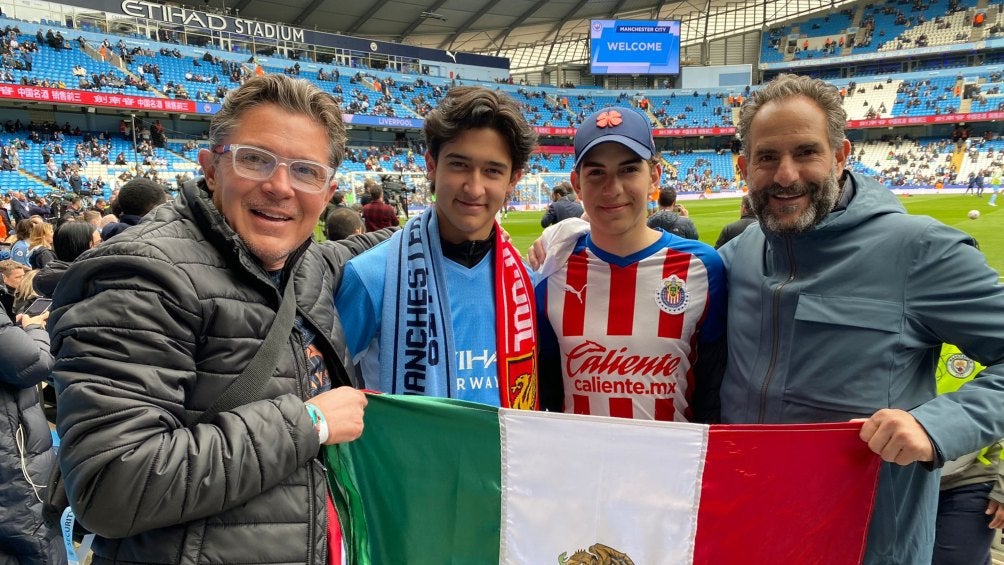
[48,74,389,564]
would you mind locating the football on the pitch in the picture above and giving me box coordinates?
[968,210,981,219]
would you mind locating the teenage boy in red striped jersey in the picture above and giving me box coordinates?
[535,107,726,422]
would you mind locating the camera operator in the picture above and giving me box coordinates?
[380,173,411,219]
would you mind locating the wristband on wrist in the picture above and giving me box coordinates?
[304,402,329,444]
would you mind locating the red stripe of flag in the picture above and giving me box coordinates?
[693,422,881,564]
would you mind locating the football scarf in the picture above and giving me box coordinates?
[381,207,538,408]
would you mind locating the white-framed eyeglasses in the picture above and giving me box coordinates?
[211,144,334,194]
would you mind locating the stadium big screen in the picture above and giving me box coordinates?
[589,19,681,75]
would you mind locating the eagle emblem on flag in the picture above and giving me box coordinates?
[559,543,635,565]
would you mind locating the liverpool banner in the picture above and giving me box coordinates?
[328,394,881,564]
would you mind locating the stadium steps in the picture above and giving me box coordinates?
[80,40,170,99]
[550,94,582,125]
[164,146,197,169]
[851,5,863,27]
[79,41,115,70]
[952,146,965,173]
[969,22,985,42]
[661,156,678,178]
[641,106,662,128]
[18,167,49,186]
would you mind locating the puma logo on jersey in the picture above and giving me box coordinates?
[564,282,587,303]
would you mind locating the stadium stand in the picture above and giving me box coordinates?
[0,0,1002,203]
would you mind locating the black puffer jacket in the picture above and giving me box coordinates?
[540,197,584,228]
[49,179,386,564]
[32,259,69,298]
[0,311,64,564]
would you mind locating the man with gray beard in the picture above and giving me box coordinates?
[718,74,1004,565]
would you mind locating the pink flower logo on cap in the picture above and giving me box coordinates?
[596,110,623,128]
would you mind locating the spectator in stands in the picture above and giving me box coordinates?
[360,183,399,231]
[60,195,83,225]
[323,189,346,222]
[0,294,62,564]
[7,193,27,223]
[714,194,756,249]
[0,259,25,320]
[27,197,53,219]
[44,158,59,185]
[9,219,33,267]
[97,213,117,234]
[719,74,1004,564]
[99,177,168,241]
[33,220,100,298]
[92,198,108,215]
[540,182,584,227]
[26,221,54,269]
[335,86,540,407]
[0,198,10,238]
[48,74,386,563]
[151,120,165,148]
[646,186,699,240]
[81,210,101,229]
[11,269,38,316]
[325,207,364,241]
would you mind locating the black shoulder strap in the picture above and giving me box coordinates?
[196,276,297,425]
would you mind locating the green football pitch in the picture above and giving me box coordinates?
[499,194,1004,277]
[321,193,1003,276]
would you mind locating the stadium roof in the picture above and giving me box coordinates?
[201,0,860,72]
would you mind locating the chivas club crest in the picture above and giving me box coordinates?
[945,353,976,380]
[656,275,689,315]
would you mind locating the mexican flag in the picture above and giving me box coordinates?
[328,395,881,565]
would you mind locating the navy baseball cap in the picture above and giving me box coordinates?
[573,107,656,168]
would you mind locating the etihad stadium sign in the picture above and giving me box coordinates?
[120,0,305,42]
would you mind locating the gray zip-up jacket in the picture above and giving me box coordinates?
[718,171,1004,565]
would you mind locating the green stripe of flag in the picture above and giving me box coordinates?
[329,395,503,564]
